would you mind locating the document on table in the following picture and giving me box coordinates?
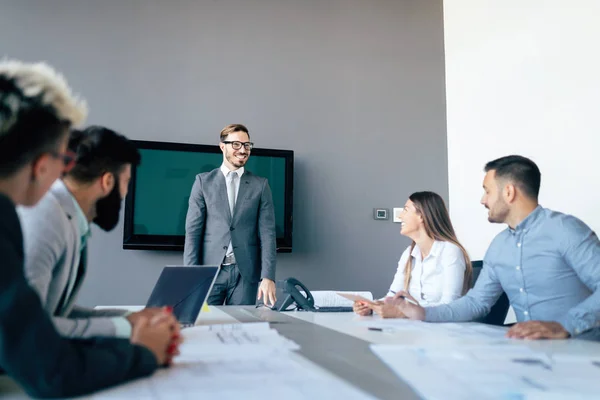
[371,344,600,400]
[431,322,508,340]
[191,322,270,332]
[90,354,376,400]
[360,319,508,341]
[359,318,431,331]
[87,323,376,400]
[301,291,373,307]
[178,323,300,360]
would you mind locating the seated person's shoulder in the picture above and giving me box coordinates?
[440,241,462,254]
[547,209,596,250]
[546,209,592,233]
[18,193,71,239]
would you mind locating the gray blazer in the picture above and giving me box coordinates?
[183,168,277,282]
[18,180,127,338]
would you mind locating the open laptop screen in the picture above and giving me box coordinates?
[146,265,219,325]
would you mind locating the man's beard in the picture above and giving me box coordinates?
[94,182,122,231]
[226,148,247,168]
[487,201,509,224]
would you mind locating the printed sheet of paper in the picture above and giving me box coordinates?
[88,323,376,400]
[299,291,373,308]
[178,322,300,360]
[371,344,600,400]
[335,292,377,306]
[360,319,508,342]
[90,354,377,400]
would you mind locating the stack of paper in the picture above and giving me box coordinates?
[177,322,299,360]
[90,322,376,399]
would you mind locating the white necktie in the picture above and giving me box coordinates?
[227,171,238,215]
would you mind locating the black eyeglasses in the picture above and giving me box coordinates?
[49,150,77,171]
[222,141,254,151]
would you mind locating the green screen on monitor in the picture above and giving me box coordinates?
[123,141,293,252]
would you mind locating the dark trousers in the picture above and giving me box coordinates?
[207,264,259,305]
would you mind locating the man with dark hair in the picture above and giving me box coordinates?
[19,126,167,339]
[483,154,541,217]
[184,124,277,306]
[384,155,600,340]
[0,60,175,398]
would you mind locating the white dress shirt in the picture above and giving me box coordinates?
[386,240,467,307]
[220,164,244,257]
[220,164,245,190]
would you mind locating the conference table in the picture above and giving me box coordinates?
[2,306,600,399]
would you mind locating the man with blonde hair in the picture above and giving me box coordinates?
[0,60,177,397]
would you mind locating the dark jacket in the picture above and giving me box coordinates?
[0,193,157,398]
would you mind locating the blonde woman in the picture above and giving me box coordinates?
[354,191,472,317]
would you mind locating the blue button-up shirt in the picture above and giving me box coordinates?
[425,206,600,336]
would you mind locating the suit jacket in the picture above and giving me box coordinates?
[18,180,127,338]
[0,193,157,398]
[183,168,276,282]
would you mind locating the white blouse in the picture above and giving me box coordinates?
[386,240,467,307]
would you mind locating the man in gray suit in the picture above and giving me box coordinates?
[184,124,277,306]
[19,126,168,338]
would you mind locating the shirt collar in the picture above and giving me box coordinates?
[411,240,441,261]
[64,183,90,241]
[512,205,544,233]
[220,163,245,178]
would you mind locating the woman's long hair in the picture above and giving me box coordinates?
[403,191,472,295]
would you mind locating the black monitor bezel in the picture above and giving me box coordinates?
[123,140,293,253]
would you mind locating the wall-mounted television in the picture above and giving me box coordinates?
[123,140,294,252]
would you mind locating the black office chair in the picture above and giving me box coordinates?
[470,260,510,326]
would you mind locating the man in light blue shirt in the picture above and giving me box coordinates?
[387,155,600,340]
[19,126,168,338]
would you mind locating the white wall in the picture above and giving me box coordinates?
[444,0,600,260]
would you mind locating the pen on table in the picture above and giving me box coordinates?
[368,327,395,333]
[389,291,419,306]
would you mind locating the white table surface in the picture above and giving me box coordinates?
[3,306,600,399]
[283,310,600,356]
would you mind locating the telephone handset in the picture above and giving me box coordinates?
[276,277,316,311]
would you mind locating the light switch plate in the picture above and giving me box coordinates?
[393,208,403,223]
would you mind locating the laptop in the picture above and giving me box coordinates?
[146,265,220,327]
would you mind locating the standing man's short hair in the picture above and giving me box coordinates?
[219,124,249,141]
[484,155,541,200]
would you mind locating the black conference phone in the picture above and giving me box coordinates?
[274,277,352,312]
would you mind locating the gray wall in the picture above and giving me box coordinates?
[1,0,449,306]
